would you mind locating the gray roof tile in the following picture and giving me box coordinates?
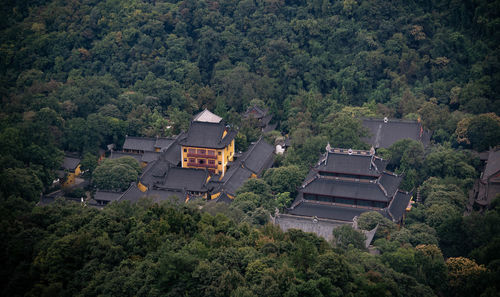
[239,138,275,175]
[193,109,223,123]
[180,121,236,149]
[220,164,253,196]
[94,190,123,202]
[379,172,403,197]
[119,183,146,203]
[159,167,208,192]
[139,160,170,187]
[123,136,156,152]
[155,137,176,150]
[109,151,142,163]
[302,178,390,202]
[388,191,412,222]
[289,201,369,222]
[61,156,80,171]
[362,118,431,148]
[317,152,386,177]
[484,148,500,179]
[141,151,161,163]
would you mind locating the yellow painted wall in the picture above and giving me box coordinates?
[138,182,148,192]
[182,145,233,176]
[62,164,81,187]
[74,164,81,176]
[211,192,221,200]
[209,191,235,201]
[62,172,75,187]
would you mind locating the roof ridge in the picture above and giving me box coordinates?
[125,136,157,140]
[220,128,236,145]
[118,182,141,202]
[139,160,158,180]
[370,155,380,173]
[222,161,248,186]
[193,109,223,123]
[96,189,123,193]
[382,170,398,177]
[190,120,225,126]
[386,198,395,221]
[161,137,177,153]
[328,149,372,156]
[377,181,388,197]
[240,137,262,164]
[320,175,376,184]
[301,173,319,188]
[289,197,304,209]
[362,117,421,124]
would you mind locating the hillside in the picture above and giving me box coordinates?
[1,0,500,296]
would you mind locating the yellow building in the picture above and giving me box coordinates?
[57,156,82,187]
[179,110,237,177]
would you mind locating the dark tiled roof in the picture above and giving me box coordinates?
[388,191,412,222]
[154,137,175,150]
[484,148,500,179]
[163,140,182,166]
[61,156,80,171]
[94,190,123,202]
[160,167,208,192]
[180,121,236,148]
[239,138,275,175]
[219,164,253,196]
[118,183,186,204]
[288,201,368,222]
[206,176,223,191]
[109,151,142,163]
[317,152,385,177]
[214,192,233,204]
[479,151,490,161]
[140,160,170,187]
[146,189,185,204]
[123,136,156,152]
[119,183,146,203]
[261,114,273,127]
[142,151,161,163]
[56,170,66,178]
[263,123,278,133]
[379,172,403,197]
[362,118,431,148]
[302,178,390,202]
[244,106,273,129]
[244,105,268,119]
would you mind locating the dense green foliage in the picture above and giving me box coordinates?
[92,156,142,191]
[1,0,500,296]
[0,200,438,297]
[1,0,500,158]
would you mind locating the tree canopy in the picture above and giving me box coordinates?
[92,157,141,191]
[0,0,500,296]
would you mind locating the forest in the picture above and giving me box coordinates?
[1,0,500,296]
